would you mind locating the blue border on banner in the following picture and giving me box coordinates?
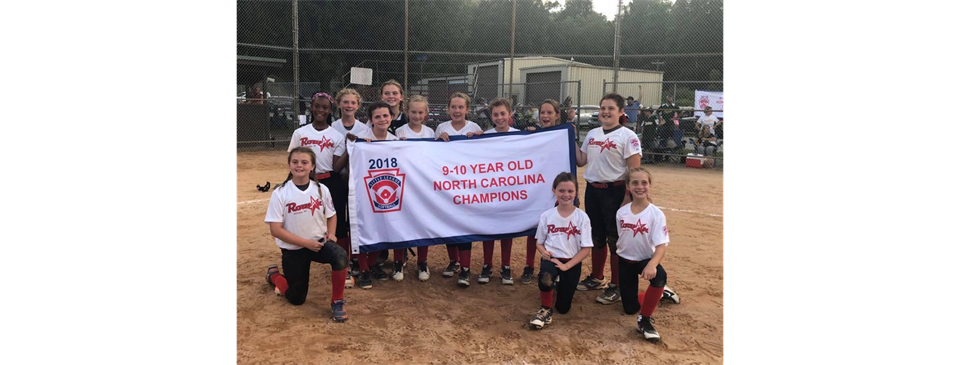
[354,123,577,253]
[358,228,538,253]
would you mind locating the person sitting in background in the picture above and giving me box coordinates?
[694,124,719,156]
[714,117,723,139]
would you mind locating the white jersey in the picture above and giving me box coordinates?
[484,127,519,134]
[355,129,398,141]
[535,207,594,259]
[580,126,642,182]
[288,124,346,173]
[396,123,435,139]
[264,181,337,250]
[435,120,482,136]
[331,119,372,174]
[697,115,719,134]
[615,203,669,262]
[332,118,372,139]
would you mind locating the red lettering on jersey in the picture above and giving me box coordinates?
[300,136,335,152]
[662,225,668,235]
[286,196,323,215]
[588,138,618,153]
[547,222,582,240]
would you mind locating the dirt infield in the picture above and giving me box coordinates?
[237,150,723,364]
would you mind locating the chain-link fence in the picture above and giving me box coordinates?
[237,0,723,168]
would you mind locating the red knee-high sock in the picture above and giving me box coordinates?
[591,248,607,279]
[331,269,346,302]
[367,251,380,268]
[500,239,512,268]
[394,248,405,264]
[540,290,553,308]
[336,237,351,260]
[459,246,472,270]
[637,291,646,304]
[525,236,536,267]
[482,240,494,266]
[610,252,620,286]
[641,286,665,317]
[447,245,459,262]
[270,273,288,295]
[418,246,428,263]
[358,253,370,271]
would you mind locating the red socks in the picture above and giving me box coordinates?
[367,251,380,268]
[540,290,553,308]
[483,240,495,266]
[525,235,536,267]
[270,273,288,295]
[610,252,620,286]
[447,245,459,262]
[358,253,370,271]
[331,269,346,302]
[459,245,472,270]
[641,286,665,317]
[394,248,405,264]
[591,248,607,280]
[500,239,512,268]
[417,246,428,263]
[336,237,351,260]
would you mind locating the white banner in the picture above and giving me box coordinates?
[347,124,577,254]
[694,90,724,118]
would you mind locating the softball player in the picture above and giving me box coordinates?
[478,97,519,284]
[529,172,593,329]
[288,92,354,289]
[616,167,674,342]
[394,95,435,281]
[330,88,370,278]
[574,93,642,305]
[264,147,349,322]
[380,79,408,134]
[434,92,483,286]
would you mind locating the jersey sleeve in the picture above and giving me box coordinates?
[650,209,670,247]
[264,188,285,223]
[624,131,642,158]
[580,133,590,153]
[578,211,594,248]
[424,127,435,138]
[320,184,336,219]
[287,130,300,152]
[535,212,548,244]
[333,135,346,157]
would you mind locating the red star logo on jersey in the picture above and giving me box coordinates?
[308,196,323,215]
[563,221,581,240]
[662,225,668,235]
[620,218,650,237]
[314,136,335,152]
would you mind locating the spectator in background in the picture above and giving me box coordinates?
[694,123,720,156]
[561,96,575,124]
[696,106,719,136]
[251,85,264,105]
[715,117,723,139]
[637,106,658,163]
[658,95,682,147]
[625,96,640,123]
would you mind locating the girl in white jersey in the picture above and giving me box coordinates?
[615,167,674,342]
[379,79,408,134]
[434,92,483,286]
[519,99,568,284]
[344,101,398,289]
[287,92,353,289]
[330,88,370,279]
[478,97,519,285]
[573,93,642,306]
[264,147,349,322]
[529,172,593,330]
[394,95,435,282]
[332,88,372,147]
[396,95,435,140]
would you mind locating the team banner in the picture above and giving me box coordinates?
[694,90,724,118]
[347,123,577,254]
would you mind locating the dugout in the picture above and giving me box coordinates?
[237,55,286,144]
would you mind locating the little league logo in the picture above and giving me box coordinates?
[699,95,710,110]
[364,168,406,213]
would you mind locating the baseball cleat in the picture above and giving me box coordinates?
[637,317,660,342]
[661,286,680,304]
[529,307,553,330]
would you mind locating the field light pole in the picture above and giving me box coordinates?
[611,0,622,93]
[404,0,409,93]
[507,0,516,99]
[292,0,299,119]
